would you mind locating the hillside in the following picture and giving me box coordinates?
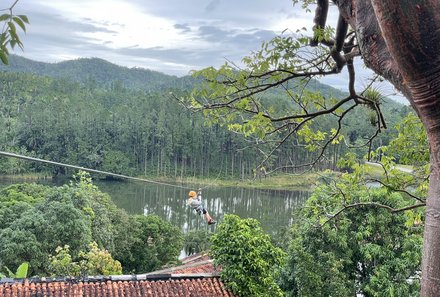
[1,55,353,98]
[0,55,194,92]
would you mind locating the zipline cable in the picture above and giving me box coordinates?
[0,150,194,190]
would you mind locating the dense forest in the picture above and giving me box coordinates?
[0,56,410,179]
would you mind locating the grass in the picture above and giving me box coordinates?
[396,164,414,170]
[0,172,52,180]
[364,162,415,180]
[364,163,386,179]
[164,172,322,191]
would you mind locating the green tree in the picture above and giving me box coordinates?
[0,199,92,274]
[278,113,427,296]
[48,245,81,277]
[0,173,185,276]
[48,243,122,277]
[281,185,422,297]
[210,214,286,297]
[0,228,45,275]
[78,242,122,276]
[184,230,211,256]
[119,214,184,273]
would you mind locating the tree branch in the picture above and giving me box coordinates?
[367,178,426,203]
[330,15,348,71]
[310,0,329,46]
[319,202,426,227]
[264,103,358,174]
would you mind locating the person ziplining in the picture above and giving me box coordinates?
[187,189,216,225]
[0,151,219,226]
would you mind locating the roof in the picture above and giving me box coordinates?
[0,274,235,297]
[151,253,218,275]
[0,254,235,297]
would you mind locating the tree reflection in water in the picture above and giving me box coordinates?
[94,181,310,235]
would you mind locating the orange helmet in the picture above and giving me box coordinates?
[188,190,197,198]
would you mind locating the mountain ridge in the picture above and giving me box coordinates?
[0,55,409,113]
[1,55,352,98]
[0,55,194,92]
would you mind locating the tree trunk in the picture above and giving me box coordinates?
[423,163,440,295]
[333,1,440,294]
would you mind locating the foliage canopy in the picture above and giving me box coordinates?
[0,172,183,276]
[210,214,286,297]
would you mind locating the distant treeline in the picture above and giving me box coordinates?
[0,57,410,178]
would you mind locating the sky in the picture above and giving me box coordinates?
[8,0,407,103]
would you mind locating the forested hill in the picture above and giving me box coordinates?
[2,55,346,98]
[0,55,194,92]
[0,56,410,179]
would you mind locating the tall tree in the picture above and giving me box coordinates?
[188,1,439,295]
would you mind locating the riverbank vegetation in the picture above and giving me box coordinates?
[163,171,321,190]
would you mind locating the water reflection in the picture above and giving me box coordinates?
[93,181,310,234]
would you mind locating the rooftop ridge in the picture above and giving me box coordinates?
[146,259,215,275]
[0,273,220,285]
[180,252,210,264]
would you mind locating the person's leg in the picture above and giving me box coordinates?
[202,208,215,224]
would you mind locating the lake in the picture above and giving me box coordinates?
[0,177,310,235]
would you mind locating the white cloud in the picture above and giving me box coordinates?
[30,1,204,50]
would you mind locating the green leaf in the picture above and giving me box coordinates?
[0,33,7,44]
[15,262,29,278]
[0,13,10,22]
[0,50,9,65]
[8,21,17,34]
[12,16,26,32]
[4,266,14,277]
[17,15,29,24]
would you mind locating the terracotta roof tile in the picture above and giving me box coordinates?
[0,254,234,296]
[150,253,220,275]
[181,253,211,265]
[172,262,217,274]
[0,275,236,297]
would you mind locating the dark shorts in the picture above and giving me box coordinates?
[194,205,207,215]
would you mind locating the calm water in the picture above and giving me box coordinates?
[0,178,310,234]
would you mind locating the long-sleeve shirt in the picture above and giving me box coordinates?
[187,192,203,210]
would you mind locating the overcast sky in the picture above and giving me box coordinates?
[8,0,406,103]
